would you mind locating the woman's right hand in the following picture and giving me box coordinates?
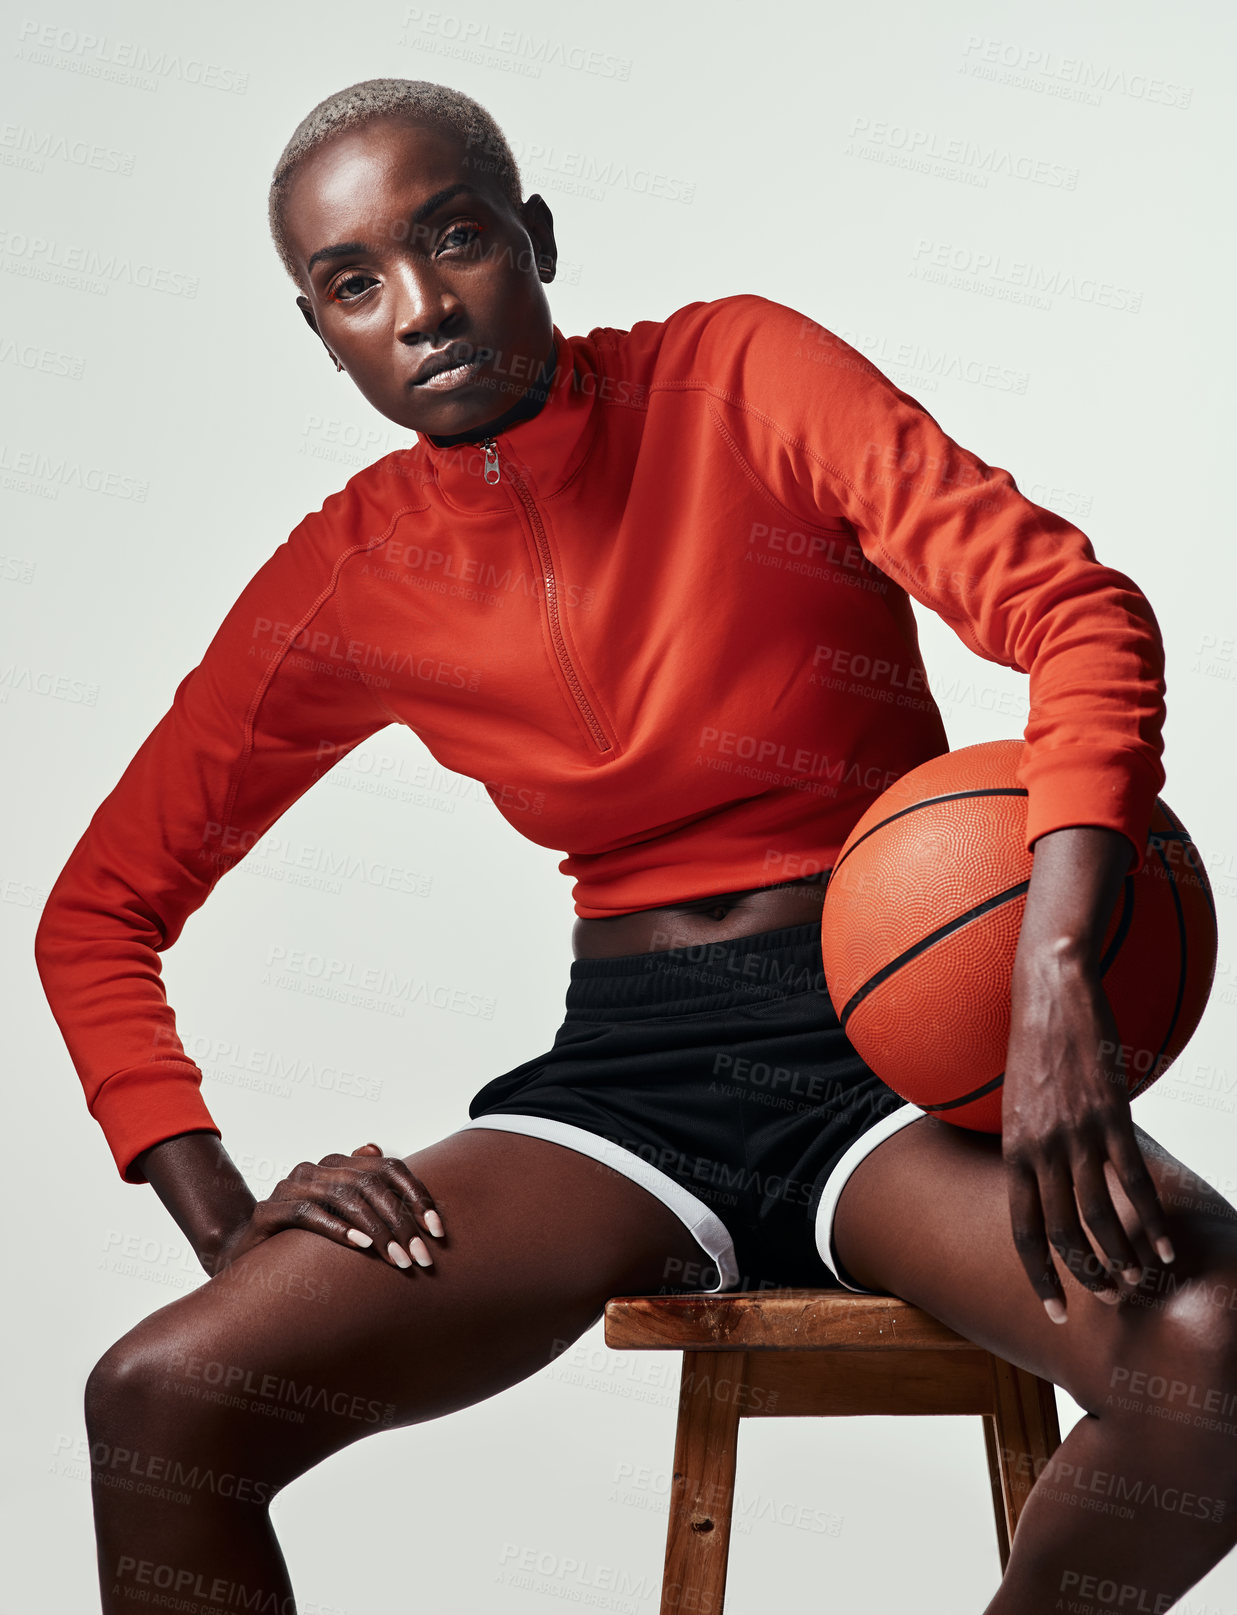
[212,1143,447,1276]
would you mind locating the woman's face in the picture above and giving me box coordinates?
[285,114,557,440]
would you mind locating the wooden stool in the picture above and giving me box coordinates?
[603,1289,1061,1612]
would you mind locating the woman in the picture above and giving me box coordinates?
[34,78,1237,1614]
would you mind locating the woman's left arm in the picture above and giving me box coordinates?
[703,295,1175,1313]
[1005,822,1175,1322]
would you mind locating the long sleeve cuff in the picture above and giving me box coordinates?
[1020,743,1163,876]
[90,1063,221,1183]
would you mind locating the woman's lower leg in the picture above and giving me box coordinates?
[984,1393,1237,1614]
[831,1118,1237,1613]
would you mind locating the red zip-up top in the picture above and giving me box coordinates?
[34,293,1167,1181]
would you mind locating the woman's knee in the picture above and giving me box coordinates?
[85,1320,205,1447]
[1076,1252,1237,1446]
[1124,1258,1237,1390]
[83,1320,293,1516]
[84,1311,286,1464]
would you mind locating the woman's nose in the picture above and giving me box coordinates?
[389,260,461,343]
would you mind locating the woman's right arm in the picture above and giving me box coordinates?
[132,1130,257,1275]
[33,482,395,1191]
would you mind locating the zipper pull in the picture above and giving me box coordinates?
[481,437,500,485]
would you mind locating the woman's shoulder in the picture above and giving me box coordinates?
[587,290,780,343]
[283,446,432,560]
[582,292,826,387]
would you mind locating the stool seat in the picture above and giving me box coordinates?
[604,1289,1060,1611]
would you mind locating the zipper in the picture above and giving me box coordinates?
[480,435,612,753]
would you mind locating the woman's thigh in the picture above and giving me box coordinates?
[86,1128,707,1491]
[831,1114,1237,1409]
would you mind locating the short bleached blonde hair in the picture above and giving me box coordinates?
[268,78,524,286]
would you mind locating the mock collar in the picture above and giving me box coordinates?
[409,325,598,512]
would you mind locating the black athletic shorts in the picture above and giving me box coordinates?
[458,919,926,1294]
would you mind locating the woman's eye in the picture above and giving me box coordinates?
[328,271,376,303]
[437,221,484,255]
[325,224,483,298]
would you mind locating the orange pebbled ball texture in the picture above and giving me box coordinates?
[819,739,1218,1132]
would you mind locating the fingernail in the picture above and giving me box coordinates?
[409,1236,434,1268]
[1122,1265,1142,1283]
[425,1210,445,1239]
[1156,1237,1176,1264]
[1044,1297,1068,1324]
[1095,1288,1121,1306]
[387,1241,412,1270]
[346,1229,373,1249]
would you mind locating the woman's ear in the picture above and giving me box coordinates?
[520,194,558,283]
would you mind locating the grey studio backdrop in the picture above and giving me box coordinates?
[4,2,1234,1610]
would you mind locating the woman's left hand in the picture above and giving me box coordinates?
[1001,947,1175,1322]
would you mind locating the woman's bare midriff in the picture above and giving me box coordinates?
[570,874,831,959]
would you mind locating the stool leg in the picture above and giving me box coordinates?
[985,1359,1063,1567]
[660,1350,748,1615]
[981,1414,1013,1571]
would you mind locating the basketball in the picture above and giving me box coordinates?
[818,739,1218,1132]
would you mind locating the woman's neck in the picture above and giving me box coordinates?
[424,340,558,448]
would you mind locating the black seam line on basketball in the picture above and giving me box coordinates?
[1128,836,1189,1102]
[1098,875,1136,977]
[831,788,1029,879]
[923,857,1143,1110]
[837,878,1031,1028]
[920,1071,1006,1111]
[1125,798,1203,1100]
[1157,799,1217,927]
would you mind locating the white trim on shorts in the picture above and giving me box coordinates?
[458,1103,930,1296]
[455,1114,740,1292]
[813,1103,929,1292]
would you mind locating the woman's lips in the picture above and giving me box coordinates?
[413,355,484,391]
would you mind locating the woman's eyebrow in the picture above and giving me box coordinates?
[306,183,485,275]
